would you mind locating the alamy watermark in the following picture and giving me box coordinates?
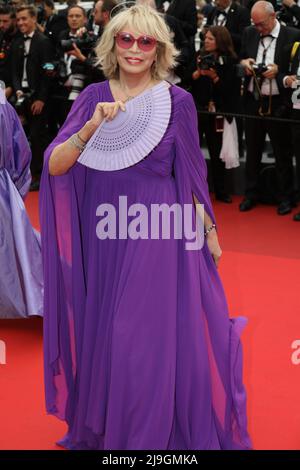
[95,196,205,250]
[0,340,6,365]
[291,339,300,365]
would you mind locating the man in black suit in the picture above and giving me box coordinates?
[205,0,251,54]
[239,0,300,215]
[279,41,300,220]
[164,0,198,39]
[11,5,54,188]
[39,0,68,47]
[0,4,20,98]
[159,0,197,84]
[279,0,300,29]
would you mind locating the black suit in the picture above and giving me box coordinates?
[11,30,54,102]
[166,0,197,38]
[206,3,251,54]
[43,13,68,47]
[192,56,241,198]
[241,24,300,203]
[0,30,21,88]
[11,30,54,177]
[279,42,300,198]
[164,14,193,81]
[165,0,197,84]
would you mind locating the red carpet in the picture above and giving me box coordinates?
[0,192,300,450]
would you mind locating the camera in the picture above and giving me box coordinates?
[198,53,217,70]
[15,91,33,118]
[60,33,97,53]
[197,53,228,71]
[252,63,269,76]
[68,73,86,101]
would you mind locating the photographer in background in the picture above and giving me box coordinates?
[278,0,300,28]
[83,0,117,86]
[162,0,198,86]
[239,0,300,215]
[0,4,19,99]
[192,25,241,203]
[38,0,68,47]
[279,40,300,220]
[55,5,97,120]
[10,4,54,190]
[205,0,250,54]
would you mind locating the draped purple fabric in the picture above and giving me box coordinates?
[40,81,251,450]
[0,101,43,318]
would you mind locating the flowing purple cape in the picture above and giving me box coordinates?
[40,81,252,450]
[0,101,43,318]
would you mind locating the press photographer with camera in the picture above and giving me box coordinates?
[192,25,241,203]
[55,5,98,121]
[37,0,68,47]
[279,40,300,220]
[239,0,300,215]
[278,0,300,29]
[10,4,54,190]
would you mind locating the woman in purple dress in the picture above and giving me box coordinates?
[40,5,251,450]
[0,96,43,318]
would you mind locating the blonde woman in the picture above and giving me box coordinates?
[40,4,251,450]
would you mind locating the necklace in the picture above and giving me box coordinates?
[118,77,155,102]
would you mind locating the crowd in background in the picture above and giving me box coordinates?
[1,0,300,220]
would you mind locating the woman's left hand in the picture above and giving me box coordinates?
[206,229,222,268]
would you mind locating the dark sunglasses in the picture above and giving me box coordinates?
[115,32,157,52]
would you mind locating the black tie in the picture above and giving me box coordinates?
[23,36,31,41]
[217,9,227,17]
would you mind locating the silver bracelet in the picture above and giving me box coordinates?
[204,223,216,237]
[68,133,86,152]
[76,131,87,144]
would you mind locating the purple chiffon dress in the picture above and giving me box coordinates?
[0,101,43,318]
[40,81,251,450]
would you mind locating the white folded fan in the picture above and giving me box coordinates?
[78,81,172,171]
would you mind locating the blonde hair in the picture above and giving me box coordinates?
[94,4,179,80]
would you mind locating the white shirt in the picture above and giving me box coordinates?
[249,20,281,96]
[21,30,35,88]
[214,4,232,27]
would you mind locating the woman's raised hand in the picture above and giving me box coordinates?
[90,101,126,128]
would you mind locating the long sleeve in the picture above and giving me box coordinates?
[39,83,99,417]
[173,90,216,226]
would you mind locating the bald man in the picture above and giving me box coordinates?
[239,0,300,215]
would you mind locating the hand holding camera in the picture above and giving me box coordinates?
[261,63,278,80]
[192,54,220,82]
[240,58,256,75]
[66,43,87,62]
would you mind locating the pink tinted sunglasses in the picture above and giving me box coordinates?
[115,32,157,52]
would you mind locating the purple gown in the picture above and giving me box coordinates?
[40,81,251,450]
[0,101,43,318]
